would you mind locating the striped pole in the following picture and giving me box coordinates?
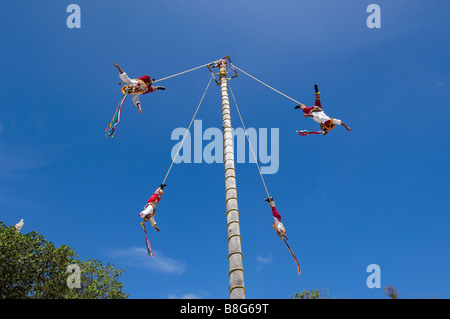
[219,59,246,299]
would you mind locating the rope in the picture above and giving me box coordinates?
[233,65,304,105]
[161,75,213,185]
[152,60,220,84]
[228,84,271,199]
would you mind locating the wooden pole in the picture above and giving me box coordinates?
[219,59,246,299]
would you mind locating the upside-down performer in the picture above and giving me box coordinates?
[114,62,166,113]
[295,84,351,136]
[264,197,301,275]
[139,184,167,231]
[264,197,288,239]
[139,184,167,257]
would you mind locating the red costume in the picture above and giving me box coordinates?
[268,200,287,239]
[300,91,322,114]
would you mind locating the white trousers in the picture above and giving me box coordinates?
[140,204,156,225]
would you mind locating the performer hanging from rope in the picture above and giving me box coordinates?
[139,184,168,231]
[264,197,288,240]
[114,62,166,113]
[264,196,301,274]
[295,84,351,136]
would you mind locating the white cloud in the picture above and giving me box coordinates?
[256,256,272,265]
[256,255,273,271]
[168,293,202,299]
[434,79,448,89]
[168,289,210,299]
[111,247,186,275]
[0,143,58,173]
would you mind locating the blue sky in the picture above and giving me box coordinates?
[1,0,449,299]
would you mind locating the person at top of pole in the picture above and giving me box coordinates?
[114,62,166,114]
[139,184,167,231]
[264,197,288,240]
[295,84,351,136]
[212,57,228,67]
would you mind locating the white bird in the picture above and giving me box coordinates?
[15,219,24,232]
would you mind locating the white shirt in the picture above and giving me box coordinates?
[311,111,330,124]
[119,72,142,107]
[311,110,342,125]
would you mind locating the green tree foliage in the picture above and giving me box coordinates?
[293,289,330,299]
[383,286,399,299]
[0,222,128,299]
[294,287,403,299]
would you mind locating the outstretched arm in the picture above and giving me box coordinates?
[114,62,124,74]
